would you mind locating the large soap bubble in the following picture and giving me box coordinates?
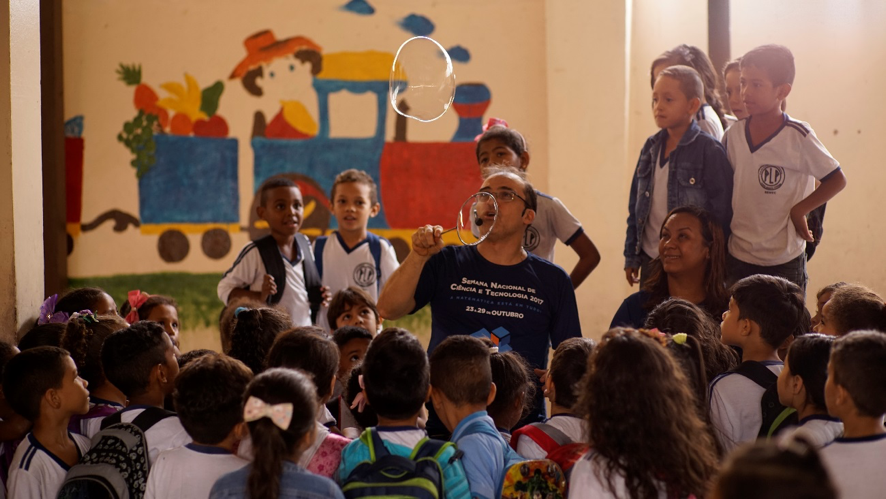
[389,36,456,122]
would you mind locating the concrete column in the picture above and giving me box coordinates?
[1,0,45,342]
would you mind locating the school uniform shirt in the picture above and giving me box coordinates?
[696,103,724,141]
[218,240,311,327]
[523,192,585,263]
[7,432,90,499]
[820,433,886,499]
[709,361,783,454]
[451,411,514,499]
[640,151,670,259]
[314,231,398,330]
[776,415,843,448]
[210,460,345,499]
[70,396,125,438]
[724,113,841,266]
[569,451,668,499]
[106,406,192,465]
[145,443,248,499]
[515,414,585,460]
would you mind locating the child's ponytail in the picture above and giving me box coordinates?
[61,314,128,390]
[228,306,292,376]
[62,318,92,374]
[245,368,318,499]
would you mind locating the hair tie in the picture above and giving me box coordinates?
[38,294,69,325]
[234,306,249,318]
[489,346,499,354]
[125,290,150,324]
[672,333,688,345]
[474,117,510,141]
[243,396,293,430]
[70,311,99,324]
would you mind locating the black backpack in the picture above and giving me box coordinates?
[254,233,323,323]
[730,361,798,439]
[56,407,174,499]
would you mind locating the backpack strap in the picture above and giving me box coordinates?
[313,236,328,280]
[364,427,391,461]
[254,235,287,305]
[766,407,799,439]
[729,361,778,389]
[367,234,382,292]
[295,233,323,324]
[99,407,174,431]
[99,410,123,430]
[510,423,570,454]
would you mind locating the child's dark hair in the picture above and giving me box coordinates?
[56,287,111,315]
[488,350,536,424]
[119,294,178,322]
[651,44,727,128]
[258,176,299,207]
[642,206,729,320]
[61,314,128,390]
[101,321,170,397]
[227,307,292,375]
[731,275,806,349]
[345,363,378,429]
[173,353,253,445]
[548,338,595,410]
[266,327,339,401]
[326,287,379,331]
[429,335,491,406]
[332,326,374,349]
[578,328,718,498]
[475,124,528,163]
[362,328,428,420]
[178,349,215,368]
[817,281,848,300]
[714,435,836,499]
[830,330,886,417]
[823,284,886,335]
[219,297,266,352]
[785,334,834,413]
[656,65,704,102]
[645,298,739,380]
[18,323,64,350]
[2,346,69,421]
[740,44,795,87]
[245,368,318,499]
[331,169,379,206]
[722,58,741,78]
[0,341,17,374]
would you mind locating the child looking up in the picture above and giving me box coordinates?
[327,286,381,334]
[120,291,182,348]
[776,334,841,447]
[723,58,748,121]
[218,177,324,326]
[811,281,848,329]
[146,353,252,499]
[624,66,733,286]
[338,328,470,499]
[570,328,718,498]
[713,275,806,452]
[476,122,600,288]
[61,313,129,437]
[3,347,91,499]
[54,287,118,317]
[314,170,399,330]
[820,331,886,499]
[512,337,593,459]
[327,326,373,431]
[725,45,847,291]
[487,349,536,442]
[101,322,191,464]
[814,284,886,336]
[209,369,345,499]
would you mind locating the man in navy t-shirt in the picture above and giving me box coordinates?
[378,167,582,430]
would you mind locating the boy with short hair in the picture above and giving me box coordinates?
[820,331,886,499]
[314,169,399,330]
[724,44,847,291]
[3,347,91,498]
[711,274,806,452]
[338,328,470,499]
[624,64,733,285]
[218,177,324,326]
[430,335,521,499]
[145,353,252,499]
[327,286,381,334]
[101,322,191,464]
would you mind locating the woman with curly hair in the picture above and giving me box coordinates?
[569,328,718,499]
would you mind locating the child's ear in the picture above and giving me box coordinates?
[327,375,337,403]
[544,376,555,401]
[792,375,805,396]
[44,389,62,411]
[519,151,531,170]
[486,382,498,407]
[233,421,248,440]
[688,97,702,115]
[256,204,266,221]
[776,83,792,101]
[740,318,756,338]
[370,203,380,217]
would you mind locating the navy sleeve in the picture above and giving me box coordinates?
[411,252,442,314]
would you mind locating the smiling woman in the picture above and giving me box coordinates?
[611,205,729,328]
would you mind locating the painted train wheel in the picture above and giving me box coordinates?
[202,228,232,260]
[158,230,190,263]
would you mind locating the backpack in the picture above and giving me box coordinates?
[730,361,798,439]
[254,233,323,323]
[510,422,588,477]
[56,407,175,499]
[314,233,384,292]
[341,428,461,499]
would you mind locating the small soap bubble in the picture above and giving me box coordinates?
[456,192,497,245]
[389,36,456,122]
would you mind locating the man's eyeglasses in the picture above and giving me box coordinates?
[482,189,529,205]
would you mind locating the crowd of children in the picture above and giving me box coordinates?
[0,41,878,499]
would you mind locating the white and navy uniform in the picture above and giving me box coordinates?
[725,114,841,266]
[569,451,668,499]
[524,192,585,263]
[776,415,843,448]
[709,361,783,454]
[145,443,248,499]
[313,232,398,330]
[696,103,724,141]
[821,433,886,499]
[101,406,192,465]
[218,240,312,326]
[7,432,90,499]
[515,414,585,460]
